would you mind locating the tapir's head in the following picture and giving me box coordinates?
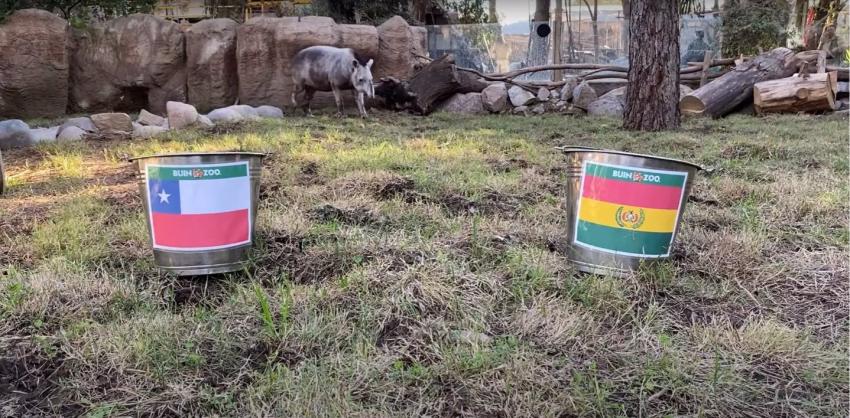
[351,59,375,98]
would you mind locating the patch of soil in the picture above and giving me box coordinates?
[487,157,530,173]
[0,338,80,417]
[308,204,385,226]
[253,232,366,284]
[295,161,323,186]
[374,176,415,200]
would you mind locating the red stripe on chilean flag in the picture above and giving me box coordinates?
[152,209,249,249]
[581,175,682,210]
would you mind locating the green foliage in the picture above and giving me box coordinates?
[721,0,790,56]
[0,0,155,22]
[447,0,489,24]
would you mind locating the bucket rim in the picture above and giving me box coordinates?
[558,147,702,171]
[129,151,268,162]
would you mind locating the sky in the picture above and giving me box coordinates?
[494,0,625,24]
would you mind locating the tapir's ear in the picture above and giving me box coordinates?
[352,59,360,69]
[366,59,374,69]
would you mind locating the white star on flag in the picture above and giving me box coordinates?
[158,190,171,204]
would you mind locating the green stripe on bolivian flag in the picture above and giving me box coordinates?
[585,162,687,188]
[576,220,674,256]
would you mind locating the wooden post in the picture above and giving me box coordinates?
[699,50,712,87]
[553,0,564,81]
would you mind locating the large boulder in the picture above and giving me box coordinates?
[237,17,379,109]
[91,113,133,132]
[0,120,34,150]
[508,85,536,107]
[59,117,97,133]
[137,109,167,127]
[0,9,69,119]
[438,93,485,114]
[69,14,186,115]
[254,105,284,118]
[560,76,579,101]
[166,101,200,130]
[133,123,167,139]
[572,81,598,110]
[587,95,625,119]
[374,16,425,80]
[57,126,86,141]
[185,18,239,113]
[481,82,508,113]
[30,127,59,143]
[207,107,243,123]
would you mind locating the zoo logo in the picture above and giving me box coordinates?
[615,206,645,229]
[192,168,204,178]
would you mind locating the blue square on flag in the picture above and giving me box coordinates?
[149,179,182,214]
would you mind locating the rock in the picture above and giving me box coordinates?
[237,16,379,109]
[555,100,569,111]
[374,16,421,80]
[550,89,560,100]
[137,109,167,127]
[197,115,214,127]
[512,106,529,116]
[254,105,284,118]
[69,14,186,115]
[560,76,579,101]
[185,19,239,113]
[166,101,200,130]
[537,87,550,102]
[481,82,508,113]
[207,107,243,123]
[132,122,167,139]
[508,85,536,107]
[0,120,34,150]
[531,104,547,114]
[230,104,260,119]
[91,113,133,132]
[587,78,628,97]
[30,127,59,143]
[588,96,625,118]
[0,9,69,119]
[60,117,97,133]
[57,125,86,141]
[572,81,598,110]
[438,92,486,114]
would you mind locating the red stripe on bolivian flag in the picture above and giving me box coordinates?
[574,162,688,257]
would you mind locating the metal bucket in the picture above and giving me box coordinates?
[563,148,701,277]
[130,152,265,276]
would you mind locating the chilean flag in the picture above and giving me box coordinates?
[145,161,252,251]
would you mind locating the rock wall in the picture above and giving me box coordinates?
[69,14,186,115]
[0,10,69,119]
[236,17,379,109]
[186,18,239,113]
[0,12,423,118]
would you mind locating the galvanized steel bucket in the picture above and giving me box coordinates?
[562,148,701,277]
[130,152,265,276]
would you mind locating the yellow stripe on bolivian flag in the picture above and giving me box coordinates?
[578,197,678,233]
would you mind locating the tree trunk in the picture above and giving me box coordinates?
[623,0,680,131]
[528,0,552,72]
[754,71,838,114]
[489,0,498,23]
[680,48,796,118]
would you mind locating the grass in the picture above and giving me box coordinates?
[0,111,847,416]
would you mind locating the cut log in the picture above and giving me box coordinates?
[405,54,488,115]
[826,65,849,81]
[754,71,838,114]
[680,47,797,118]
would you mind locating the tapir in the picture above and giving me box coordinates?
[291,46,375,118]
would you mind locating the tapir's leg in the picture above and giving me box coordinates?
[291,84,301,108]
[356,92,367,118]
[303,87,315,117]
[331,85,344,117]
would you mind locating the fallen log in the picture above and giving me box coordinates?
[754,71,838,114]
[680,47,797,118]
[826,65,849,81]
[404,54,488,115]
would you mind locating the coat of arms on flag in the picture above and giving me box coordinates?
[145,161,252,251]
[574,161,688,258]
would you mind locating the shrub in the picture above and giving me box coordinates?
[721,0,790,56]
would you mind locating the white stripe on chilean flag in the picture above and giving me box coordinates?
[179,177,251,214]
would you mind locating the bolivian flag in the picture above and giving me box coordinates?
[574,162,688,257]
